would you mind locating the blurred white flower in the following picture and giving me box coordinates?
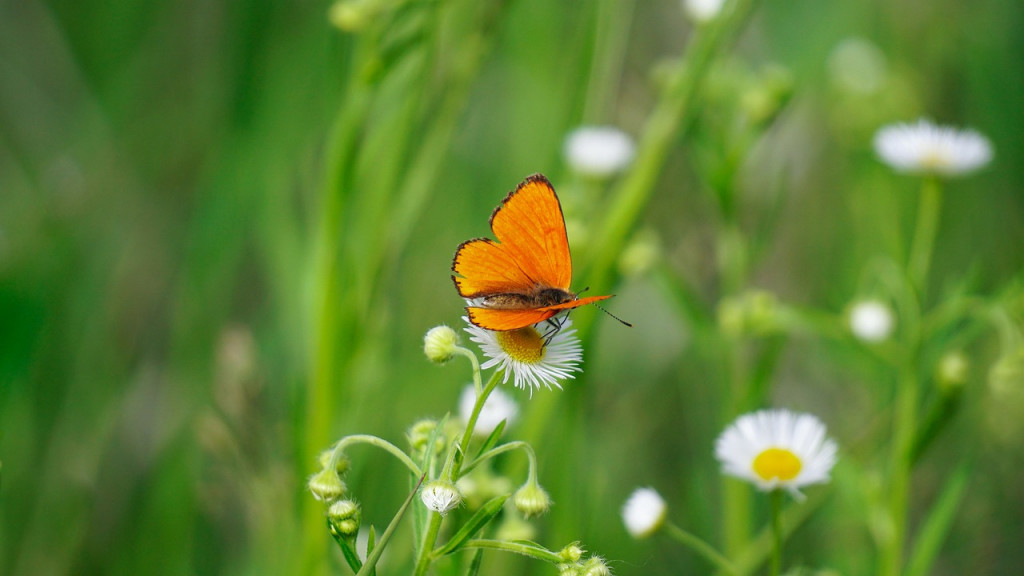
[564,126,635,178]
[459,384,518,436]
[715,409,838,500]
[622,487,667,538]
[683,0,726,22]
[874,119,993,176]
[849,300,895,343]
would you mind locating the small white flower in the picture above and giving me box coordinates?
[715,409,838,499]
[622,487,667,538]
[564,126,635,178]
[420,481,462,516]
[464,317,584,396]
[683,0,726,22]
[459,384,518,436]
[849,300,895,343]
[873,119,993,176]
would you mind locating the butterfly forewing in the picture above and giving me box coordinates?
[487,174,573,291]
[452,238,538,298]
[466,307,559,331]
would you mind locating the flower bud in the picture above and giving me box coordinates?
[936,351,969,392]
[407,419,446,456]
[424,325,460,364]
[558,543,584,563]
[327,500,361,537]
[581,557,612,576]
[421,480,462,516]
[318,449,351,475]
[514,481,552,519]
[308,468,346,502]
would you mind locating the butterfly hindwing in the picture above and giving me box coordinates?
[466,306,559,332]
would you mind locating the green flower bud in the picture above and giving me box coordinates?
[514,481,552,519]
[308,468,346,502]
[424,325,460,364]
[580,557,611,576]
[558,543,584,563]
[407,419,446,456]
[327,500,361,537]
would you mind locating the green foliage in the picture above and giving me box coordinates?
[2,0,1023,574]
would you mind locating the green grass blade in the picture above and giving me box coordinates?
[356,474,427,576]
[435,494,510,556]
[905,461,971,576]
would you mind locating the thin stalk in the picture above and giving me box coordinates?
[664,522,740,576]
[908,177,942,295]
[881,358,920,576]
[769,490,783,576]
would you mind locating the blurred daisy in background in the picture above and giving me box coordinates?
[563,126,636,178]
[873,119,993,177]
[459,384,518,436]
[621,487,667,538]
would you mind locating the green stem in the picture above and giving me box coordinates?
[664,522,739,576]
[882,357,920,576]
[908,177,942,295]
[461,440,534,477]
[458,539,564,564]
[331,435,424,478]
[769,490,783,576]
[412,370,502,576]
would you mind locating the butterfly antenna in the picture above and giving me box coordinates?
[594,302,633,327]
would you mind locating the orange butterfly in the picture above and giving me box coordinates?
[452,173,613,331]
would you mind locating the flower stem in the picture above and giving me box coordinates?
[882,357,920,576]
[664,522,740,576]
[908,176,942,295]
[769,490,784,576]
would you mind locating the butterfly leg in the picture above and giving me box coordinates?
[541,314,568,345]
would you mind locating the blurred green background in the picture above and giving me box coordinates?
[2,0,1023,574]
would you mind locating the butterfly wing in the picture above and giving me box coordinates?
[487,174,573,291]
[466,307,560,331]
[452,174,573,298]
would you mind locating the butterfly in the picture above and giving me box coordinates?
[451,173,614,331]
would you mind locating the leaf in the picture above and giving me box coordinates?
[366,526,377,576]
[434,494,509,556]
[905,461,971,576]
[475,420,507,459]
[355,474,427,576]
[465,549,483,576]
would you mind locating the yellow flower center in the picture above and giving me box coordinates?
[752,448,802,482]
[496,327,546,364]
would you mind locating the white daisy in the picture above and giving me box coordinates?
[873,119,993,176]
[459,384,518,436]
[563,126,636,178]
[622,487,667,538]
[714,409,838,499]
[464,317,583,396]
[848,299,895,343]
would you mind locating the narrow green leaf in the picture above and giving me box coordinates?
[327,518,363,574]
[905,461,971,576]
[356,474,427,576]
[366,526,377,576]
[434,494,510,556]
[475,420,507,459]
[466,549,483,576]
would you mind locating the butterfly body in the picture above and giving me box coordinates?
[451,174,612,331]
